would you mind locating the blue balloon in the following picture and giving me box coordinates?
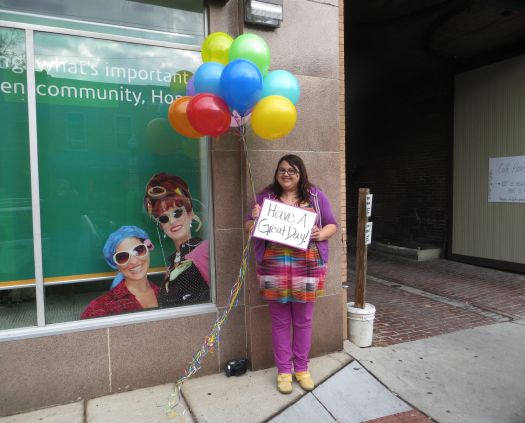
[220,59,262,115]
[194,62,224,96]
[262,70,301,105]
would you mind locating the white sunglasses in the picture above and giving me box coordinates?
[113,243,149,266]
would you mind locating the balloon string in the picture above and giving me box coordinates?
[166,232,253,420]
[237,120,257,201]
[166,122,255,420]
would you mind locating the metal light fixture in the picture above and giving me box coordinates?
[244,0,283,28]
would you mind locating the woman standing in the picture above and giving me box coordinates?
[246,155,337,394]
[144,172,210,307]
[81,226,158,319]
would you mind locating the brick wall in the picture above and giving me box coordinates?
[339,0,347,280]
[346,76,453,249]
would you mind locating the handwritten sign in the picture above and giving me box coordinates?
[253,199,317,250]
[365,222,373,245]
[366,194,373,217]
[488,156,525,203]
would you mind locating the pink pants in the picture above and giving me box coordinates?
[267,301,315,374]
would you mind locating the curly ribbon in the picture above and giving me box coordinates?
[166,120,256,421]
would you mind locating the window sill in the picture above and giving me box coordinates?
[0,302,218,342]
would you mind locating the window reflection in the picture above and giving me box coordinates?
[0,0,204,45]
[31,32,210,323]
[0,27,37,329]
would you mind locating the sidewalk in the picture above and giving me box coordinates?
[0,349,430,423]
[346,320,525,423]
[3,253,523,422]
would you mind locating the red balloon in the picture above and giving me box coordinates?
[187,93,231,136]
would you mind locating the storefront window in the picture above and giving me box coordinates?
[0,27,37,329]
[33,32,210,323]
[1,25,212,328]
[0,1,204,45]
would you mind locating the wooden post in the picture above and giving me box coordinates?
[354,188,369,309]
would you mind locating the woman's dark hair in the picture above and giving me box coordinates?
[266,154,313,204]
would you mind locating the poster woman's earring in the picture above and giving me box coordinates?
[163,232,166,239]
[192,214,202,232]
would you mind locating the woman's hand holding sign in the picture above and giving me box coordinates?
[245,203,261,233]
[310,225,321,241]
[251,204,261,219]
[310,224,337,242]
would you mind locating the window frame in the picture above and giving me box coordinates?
[0,10,217,342]
[0,4,205,46]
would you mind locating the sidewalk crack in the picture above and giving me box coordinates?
[311,391,339,422]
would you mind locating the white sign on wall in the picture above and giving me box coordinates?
[253,199,317,250]
[488,156,525,203]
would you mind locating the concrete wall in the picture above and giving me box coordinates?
[0,0,344,416]
[210,0,344,370]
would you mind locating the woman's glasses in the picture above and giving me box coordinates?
[113,243,149,266]
[156,208,184,224]
[278,168,299,176]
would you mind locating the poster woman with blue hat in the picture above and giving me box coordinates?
[80,226,159,319]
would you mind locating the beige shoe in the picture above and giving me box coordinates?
[295,371,315,391]
[277,373,293,394]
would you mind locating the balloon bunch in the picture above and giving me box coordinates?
[164,32,300,421]
[168,32,300,141]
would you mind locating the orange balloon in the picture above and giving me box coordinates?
[167,96,203,139]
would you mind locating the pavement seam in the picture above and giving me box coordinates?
[302,361,356,422]
[511,320,525,327]
[179,386,199,423]
[310,391,339,422]
[347,357,438,423]
[366,274,512,322]
[264,359,355,422]
[327,351,353,365]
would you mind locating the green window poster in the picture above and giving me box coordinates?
[32,32,208,283]
[1,28,211,325]
[0,0,210,327]
[0,27,37,328]
[0,27,35,286]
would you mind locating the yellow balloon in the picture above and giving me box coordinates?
[201,32,233,65]
[251,95,297,141]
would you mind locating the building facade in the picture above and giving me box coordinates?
[0,0,345,416]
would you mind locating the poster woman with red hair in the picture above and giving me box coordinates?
[144,173,209,307]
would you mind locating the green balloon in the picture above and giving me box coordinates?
[228,33,270,76]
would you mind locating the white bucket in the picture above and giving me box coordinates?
[347,302,376,347]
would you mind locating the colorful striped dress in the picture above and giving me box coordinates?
[256,204,327,303]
